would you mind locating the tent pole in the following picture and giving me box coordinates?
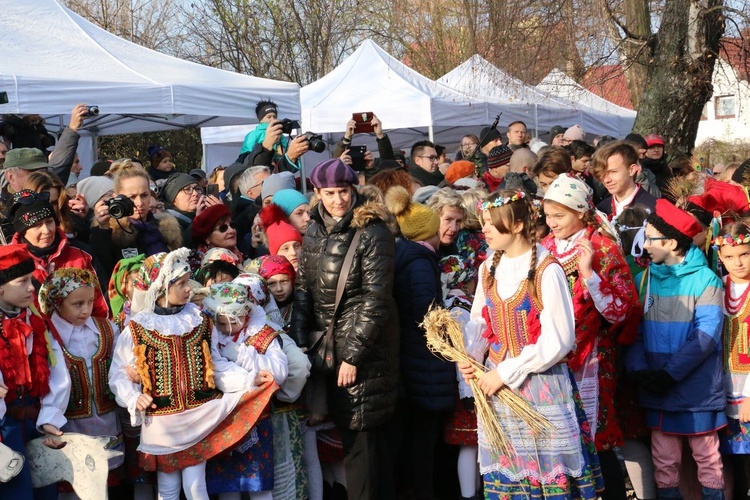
[428,125,434,142]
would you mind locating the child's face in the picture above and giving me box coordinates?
[123,270,138,300]
[481,210,521,253]
[205,272,234,287]
[643,223,675,264]
[266,273,293,303]
[277,241,301,270]
[58,286,95,326]
[215,314,248,336]
[0,273,35,310]
[719,244,750,282]
[165,273,192,306]
[261,112,277,124]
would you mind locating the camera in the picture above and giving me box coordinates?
[279,118,300,135]
[304,132,326,153]
[83,105,99,117]
[106,194,135,219]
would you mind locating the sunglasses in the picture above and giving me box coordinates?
[214,222,237,233]
[13,190,50,205]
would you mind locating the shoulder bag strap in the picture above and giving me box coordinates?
[325,228,364,337]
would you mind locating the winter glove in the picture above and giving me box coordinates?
[646,369,675,394]
[461,397,475,412]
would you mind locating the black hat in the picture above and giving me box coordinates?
[479,127,502,148]
[90,159,112,176]
[549,125,566,139]
[11,190,58,236]
[189,168,207,180]
[160,173,197,204]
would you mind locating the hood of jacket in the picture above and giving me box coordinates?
[650,245,708,281]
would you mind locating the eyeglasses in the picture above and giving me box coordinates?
[181,185,204,195]
[417,155,439,163]
[13,190,50,205]
[214,222,237,233]
[645,236,669,245]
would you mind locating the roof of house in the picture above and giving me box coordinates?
[580,36,750,110]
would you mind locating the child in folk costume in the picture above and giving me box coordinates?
[457,190,602,499]
[439,254,481,500]
[541,174,640,495]
[202,282,288,499]
[39,268,125,497]
[715,222,750,488]
[108,254,146,331]
[0,244,71,498]
[626,200,725,498]
[109,248,278,500]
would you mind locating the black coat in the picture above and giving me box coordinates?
[290,197,399,431]
[394,239,456,411]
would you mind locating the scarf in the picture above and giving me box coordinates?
[131,216,169,257]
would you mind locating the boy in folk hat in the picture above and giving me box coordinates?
[626,200,725,499]
[0,244,71,497]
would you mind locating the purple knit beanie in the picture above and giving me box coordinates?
[309,159,359,189]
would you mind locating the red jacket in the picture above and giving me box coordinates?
[13,229,111,319]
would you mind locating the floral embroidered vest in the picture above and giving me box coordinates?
[61,318,117,420]
[243,325,281,354]
[130,313,221,416]
[483,254,556,366]
[725,302,750,375]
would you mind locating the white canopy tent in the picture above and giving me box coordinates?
[536,69,636,137]
[0,0,301,169]
[440,56,634,139]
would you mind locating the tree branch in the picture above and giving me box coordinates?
[602,0,653,44]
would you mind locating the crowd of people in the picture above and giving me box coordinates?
[1,100,750,500]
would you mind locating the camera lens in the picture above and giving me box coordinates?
[87,105,100,116]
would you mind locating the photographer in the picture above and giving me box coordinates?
[241,100,313,173]
[88,162,182,283]
[332,113,395,161]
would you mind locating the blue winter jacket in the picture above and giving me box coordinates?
[393,239,456,412]
[626,245,725,413]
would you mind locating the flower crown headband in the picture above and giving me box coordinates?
[477,191,526,212]
[712,233,750,247]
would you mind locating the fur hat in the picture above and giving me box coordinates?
[260,204,303,256]
[385,186,440,242]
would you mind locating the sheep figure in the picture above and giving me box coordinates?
[26,434,122,500]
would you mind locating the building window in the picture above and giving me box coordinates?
[715,95,736,119]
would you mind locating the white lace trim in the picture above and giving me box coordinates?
[129,303,204,333]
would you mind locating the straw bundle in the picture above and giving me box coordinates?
[421,306,553,456]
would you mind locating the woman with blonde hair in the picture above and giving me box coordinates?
[88,163,182,282]
[455,187,489,270]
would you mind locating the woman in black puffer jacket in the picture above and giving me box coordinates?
[290,159,398,500]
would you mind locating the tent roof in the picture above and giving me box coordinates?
[301,39,541,133]
[0,0,300,135]
[537,69,636,117]
[438,55,566,105]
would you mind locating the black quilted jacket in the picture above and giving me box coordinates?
[290,197,399,431]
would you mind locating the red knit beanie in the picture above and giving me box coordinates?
[192,204,231,243]
[260,204,303,256]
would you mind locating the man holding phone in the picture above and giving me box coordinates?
[333,112,396,161]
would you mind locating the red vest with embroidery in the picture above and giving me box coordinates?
[482,254,556,366]
[0,309,51,403]
[243,325,281,354]
[60,318,118,420]
[130,313,221,416]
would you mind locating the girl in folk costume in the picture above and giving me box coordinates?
[38,268,125,497]
[715,222,750,486]
[439,254,482,500]
[258,255,296,332]
[202,282,288,499]
[457,190,603,499]
[108,254,146,331]
[541,174,640,496]
[108,248,278,500]
[0,244,71,498]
